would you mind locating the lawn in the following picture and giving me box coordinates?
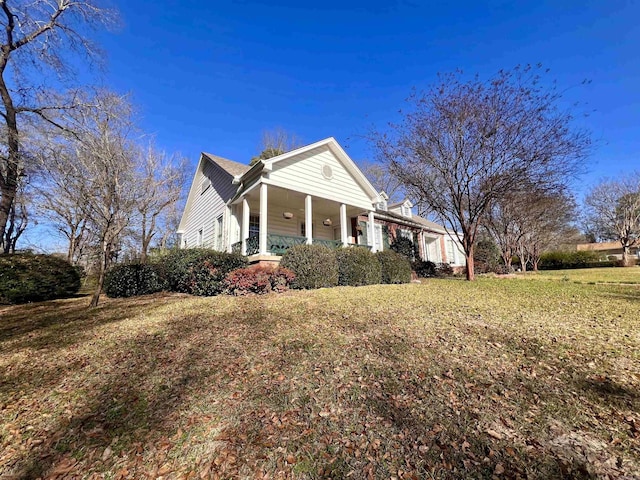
[516,266,640,285]
[1,276,638,479]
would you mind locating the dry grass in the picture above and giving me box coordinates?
[515,266,640,285]
[1,277,639,479]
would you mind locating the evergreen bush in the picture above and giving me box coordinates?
[104,263,166,298]
[162,249,248,296]
[335,247,382,286]
[0,253,81,304]
[411,260,437,278]
[376,250,411,284]
[280,245,339,289]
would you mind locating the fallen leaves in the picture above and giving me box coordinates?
[0,281,639,478]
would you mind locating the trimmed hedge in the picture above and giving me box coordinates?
[538,251,605,270]
[161,249,248,296]
[0,253,81,304]
[104,263,166,298]
[280,244,339,289]
[376,250,411,284]
[336,247,382,286]
[223,265,295,296]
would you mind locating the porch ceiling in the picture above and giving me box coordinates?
[242,185,364,218]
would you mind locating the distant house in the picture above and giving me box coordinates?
[576,241,640,261]
[177,137,465,268]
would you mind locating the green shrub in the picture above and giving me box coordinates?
[104,263,167,298]
[538,250,603,270]
[0,253,81,304]
[335,247,382,286]
[223,265,295,295]
[376,250,411,284]
[162,249,248,296]
[390,236,417,261]
[280,244,339,289]
[411,260,437,278]
[436,262,454,276]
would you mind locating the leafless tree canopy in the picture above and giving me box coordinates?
[372,66,591,280]
[584,173,640,266]
[359,160,404,202]
[0,0,118,248]
[249,128,303,165]
[486,188,576,271]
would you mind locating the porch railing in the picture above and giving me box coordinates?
[232,235,366,256]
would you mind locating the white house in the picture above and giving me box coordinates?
[177,137,465,268]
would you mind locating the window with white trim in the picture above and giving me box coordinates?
[249,215,259,238]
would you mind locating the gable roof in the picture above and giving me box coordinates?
[202,152,250,177]
[259,137,380,202]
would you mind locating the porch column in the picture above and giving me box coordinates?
[224,205,232,253]
[340,203,348,247]
[305,195,313,245]
[259,183,268,255]
[368,210,376,253]
[241,197,249,256]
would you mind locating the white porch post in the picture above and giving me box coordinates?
[241,197,249,256]
[305,195,313,245]
[368,210,376,253]
[340,203,348,247]
[259,183,268,255]
[224,205,232,253]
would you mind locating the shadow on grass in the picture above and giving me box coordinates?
[7,297,278,479]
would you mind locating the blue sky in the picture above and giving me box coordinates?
[25,0,640,248]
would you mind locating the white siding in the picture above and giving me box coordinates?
[267,146,374,210]
[182,160,236,248]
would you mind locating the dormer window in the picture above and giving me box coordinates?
[377,191,389,211]
[401,202,413,218]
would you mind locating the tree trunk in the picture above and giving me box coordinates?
[622,244,630,267]
[532,258,539,271]
[90,239,110,307]
[520,257,527,272]
[465,245,475,281]
[0,68,20,243]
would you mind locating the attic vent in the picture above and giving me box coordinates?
[321,164,333,180]
[201,178,211,194]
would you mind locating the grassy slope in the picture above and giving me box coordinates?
[0,278,639,479]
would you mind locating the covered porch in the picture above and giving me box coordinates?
[228,184,375,260]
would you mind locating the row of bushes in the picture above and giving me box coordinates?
[0,253,82,305]
[104,246,413,298]
[538,251,612,270]
[104,249,248,297]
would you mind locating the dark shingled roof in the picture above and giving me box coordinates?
[202,152,251,177]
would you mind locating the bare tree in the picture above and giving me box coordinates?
[135,145,186,262]
[249,128,303,165]
[0,0,117,248]
[59,92,137,307]
[486,188,575,272]
[35,142,90,263]
[584,174,640,266]
[359,160,404,202]
[372,66,591,280]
